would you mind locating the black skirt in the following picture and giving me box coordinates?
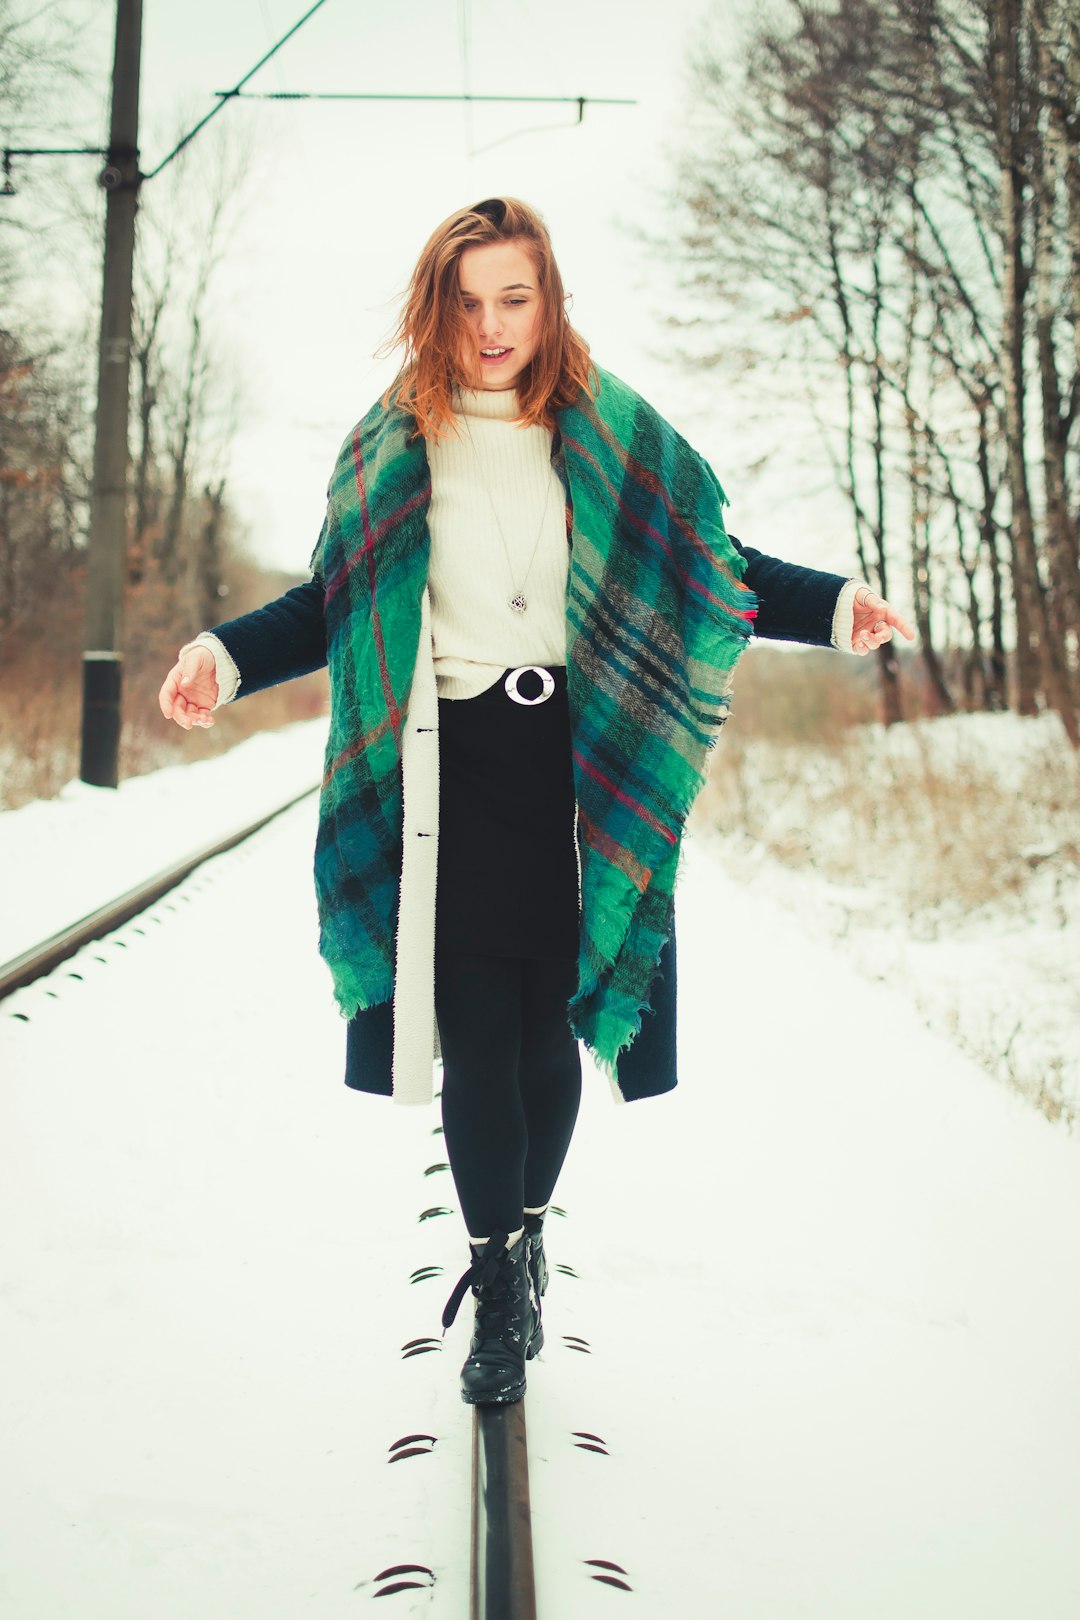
[435,665,581,959]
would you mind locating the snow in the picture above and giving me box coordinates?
[2,727,1080,1616]
[696,711,1080,1127]
[0,722,326,966]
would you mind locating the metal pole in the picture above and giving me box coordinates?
[80,0,143,787]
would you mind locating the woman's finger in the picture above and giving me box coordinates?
[886,605,916,641]
[855,588,916,644]
[158,665,182,718]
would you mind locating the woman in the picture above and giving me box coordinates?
[159,197,913,1407]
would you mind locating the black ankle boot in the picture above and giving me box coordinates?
[441,1232,543,1406]
[523,1212,548,1298]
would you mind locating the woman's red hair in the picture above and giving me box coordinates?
[378,197,597,439]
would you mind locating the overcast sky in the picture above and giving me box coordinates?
[15,0,858,587]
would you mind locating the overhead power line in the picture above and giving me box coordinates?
[5,0,634,195]
[214,91,635,114]
[141,0,332,180]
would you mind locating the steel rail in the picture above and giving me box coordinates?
[0,784,319,1001]
[471,1401,537,1620]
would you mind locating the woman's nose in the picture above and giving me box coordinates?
[477,305,503,339]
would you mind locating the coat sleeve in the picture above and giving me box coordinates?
[200,577,327,701]
[729,534,852,648]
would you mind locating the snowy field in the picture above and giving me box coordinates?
[696,711,1080,1129]
[3,730,1080,1616]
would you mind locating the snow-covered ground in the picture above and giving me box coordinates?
[695,712,1080,1130]
[2,737,1080,1616]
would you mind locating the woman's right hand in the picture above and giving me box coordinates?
[158,644,219,730]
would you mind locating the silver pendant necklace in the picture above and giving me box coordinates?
[462,413,554,614]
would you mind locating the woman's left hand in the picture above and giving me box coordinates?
[851,586,916,655]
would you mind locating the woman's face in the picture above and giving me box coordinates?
[456,240,542,391]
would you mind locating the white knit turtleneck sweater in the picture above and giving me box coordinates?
[426,385,568,700]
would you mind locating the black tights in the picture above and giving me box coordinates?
[434,952,582,1240]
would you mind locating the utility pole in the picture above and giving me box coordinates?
[80,0,143,787]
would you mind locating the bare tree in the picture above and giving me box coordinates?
[0,0,95,626]
[667,0,1079,741]
[130,126,250,607]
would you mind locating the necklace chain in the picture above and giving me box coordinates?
[462,412,554,614]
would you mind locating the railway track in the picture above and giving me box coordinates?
[0,785,320,1002]
[471,1401,537,1619]
[2,784,541,1618]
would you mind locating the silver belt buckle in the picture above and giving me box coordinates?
[504,665,556,706]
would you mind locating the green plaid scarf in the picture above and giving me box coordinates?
[310,365,757,1077]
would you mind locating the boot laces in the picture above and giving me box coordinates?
[441,1231,512,1333]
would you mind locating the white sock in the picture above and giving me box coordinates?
[469,1226,525,1250]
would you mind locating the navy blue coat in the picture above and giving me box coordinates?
[210,538,850,1100]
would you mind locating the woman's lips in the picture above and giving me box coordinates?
[480,348,513,364]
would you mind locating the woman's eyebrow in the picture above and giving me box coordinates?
[460,282,535,294]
